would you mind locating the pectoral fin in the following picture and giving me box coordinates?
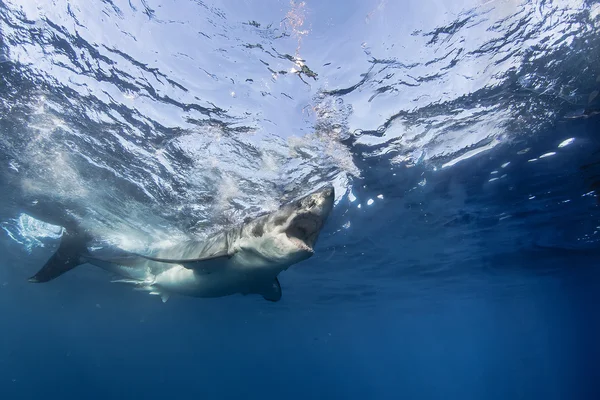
[135,251,231,274]
[260,277,282,302]
[87,248,231,275]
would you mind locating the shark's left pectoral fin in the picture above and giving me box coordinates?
[134,251,231,274]
[260,277,282,302]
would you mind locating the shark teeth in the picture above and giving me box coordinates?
[287,235,313,252]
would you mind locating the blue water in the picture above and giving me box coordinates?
[2,0,600,399]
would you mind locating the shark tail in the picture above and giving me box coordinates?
[28,229,92,283]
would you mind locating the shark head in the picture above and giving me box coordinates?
[238,186,335,267]
[280,186,335,252]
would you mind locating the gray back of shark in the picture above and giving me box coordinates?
[29,186,335,302]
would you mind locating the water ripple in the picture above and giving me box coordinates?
[0,0,599,261]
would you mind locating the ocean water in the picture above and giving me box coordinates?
[1,0,600,399]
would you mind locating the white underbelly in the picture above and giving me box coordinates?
[153,265,259,298]
[89,246,284,299]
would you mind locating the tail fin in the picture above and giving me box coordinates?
[28,230,91,283]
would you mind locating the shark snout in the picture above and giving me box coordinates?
[320,186,334,201]
[314,186,334,216]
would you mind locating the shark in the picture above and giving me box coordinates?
[28,186,335,303]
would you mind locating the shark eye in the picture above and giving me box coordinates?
[308,199,316,208]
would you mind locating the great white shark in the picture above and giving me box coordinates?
[28,186,334,302]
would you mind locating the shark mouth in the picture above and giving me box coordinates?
[286,213,322,251]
